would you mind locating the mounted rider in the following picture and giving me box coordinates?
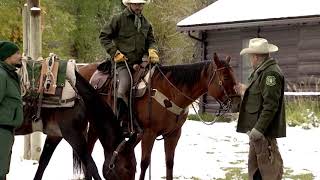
[99,0,159,136]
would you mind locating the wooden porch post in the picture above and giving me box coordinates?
[23,0,43,161]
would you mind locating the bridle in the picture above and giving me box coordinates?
[155,61,235,119]
[104,136,134,180]
[206,65,233,113]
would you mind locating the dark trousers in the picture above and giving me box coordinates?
[0,127,14,178]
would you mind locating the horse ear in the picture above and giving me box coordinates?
[225,56,231,64]
[213,53,221,66]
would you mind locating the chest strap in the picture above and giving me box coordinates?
[151,89,188,115]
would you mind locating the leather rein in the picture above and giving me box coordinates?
[155,61,233,118]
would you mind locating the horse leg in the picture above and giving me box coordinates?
[33,136,62,180]
[164,128,182,180]
[62,131,101,180]
[139,130,157,180]
[87,123,98,154]
[72,123,98,180]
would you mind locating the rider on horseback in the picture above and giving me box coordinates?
[99,0,159,136]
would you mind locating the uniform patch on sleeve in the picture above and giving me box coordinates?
[266,76,276,86]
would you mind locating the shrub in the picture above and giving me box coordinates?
[285,97,320,128]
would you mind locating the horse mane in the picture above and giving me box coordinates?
[157,61,212,88]
[74,71,121,138]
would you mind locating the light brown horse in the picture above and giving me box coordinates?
[79,53,241,180]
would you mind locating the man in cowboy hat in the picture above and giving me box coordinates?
[99,0,159,136]
[237,38,286,180]
[0,41,23,180]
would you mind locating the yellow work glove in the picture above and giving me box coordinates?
[148,49,159,63]
[114,50,127,63]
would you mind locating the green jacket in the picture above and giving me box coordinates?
[99,8,157,67]
[237,58,286,138]
[0,61,23,129]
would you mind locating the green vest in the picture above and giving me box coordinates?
[237,58,286,138]
[0,61,23,129]
[99,8,157,67]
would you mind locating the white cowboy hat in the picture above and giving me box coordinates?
[240,38,278,55]
[122,0,149,6]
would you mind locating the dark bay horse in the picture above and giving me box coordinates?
[79,53,241,180]
[15,70,137,180]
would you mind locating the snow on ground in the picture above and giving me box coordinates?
[7,120,320,180]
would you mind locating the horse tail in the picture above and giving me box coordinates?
[72,150,84,179]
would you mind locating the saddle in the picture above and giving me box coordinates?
[90,61,155,98]
[91,61,189,117]
[20,53,77,108]
[19,53,78,132]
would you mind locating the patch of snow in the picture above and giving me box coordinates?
[7,120,320,180]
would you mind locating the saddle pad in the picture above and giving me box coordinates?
[134,66,156,97]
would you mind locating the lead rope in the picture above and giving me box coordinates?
[18,56,30,96]
[114,63,117,114]
[148,62,152,180]
[192,103,220,125]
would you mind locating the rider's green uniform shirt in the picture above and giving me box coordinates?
[237,58,286,138]
[99,8,157,67]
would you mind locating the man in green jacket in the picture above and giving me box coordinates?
[99,0,159,136]
[237,38,286,180]
[0,41,23,180]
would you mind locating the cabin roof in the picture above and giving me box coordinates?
[177,0,320,31]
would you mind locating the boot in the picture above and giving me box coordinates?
[116,98,131,137]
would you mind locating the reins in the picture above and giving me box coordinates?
[154,63,232,124]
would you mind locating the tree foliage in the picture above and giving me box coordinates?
[0,0,214,63]
[0,0,25,48]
